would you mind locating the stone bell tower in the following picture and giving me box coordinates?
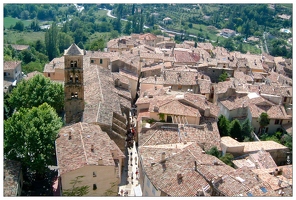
[64,43,84,124]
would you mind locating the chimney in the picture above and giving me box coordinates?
[98,158,103,165]
[177,173,183,183]
[68,132,72,140]
[161,152,166,162]
[204,107,210,117]
[91,144,94,152]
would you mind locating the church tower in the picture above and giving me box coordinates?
[64,44,84,124]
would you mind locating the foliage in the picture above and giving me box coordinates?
[258,112,270,134]
[229,119,243,142]
[218,71,228,82]
[89,38,105,51]
[4,103,63,175]
[4,93,14,120]
[241,118,253,140]
[14,21,25,31]
[206,146,220,158]
[158,113,165,121]
[103,182,118,196]
[8,74,64,113]
[217,115,230,137]
[63,176,90,196]
[45,22,60,60]
[260,131,292,150]
[219,153,234,167]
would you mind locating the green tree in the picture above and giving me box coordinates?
[58,32,74,54]
[241,118,253,141]
[219,153,234,167]
[90,39,105,51]
[206,146,220,158]
[8,74,64,113]
[229,119,243,142]
[218,71,228,82]
[63,176,90,196]
[45,22,60,60]
[258,112,270,135]
[104,182,118,196]
[218,115,230,137]
[110,30,119,39]
[14,21,25,31]
[4,103,63,176]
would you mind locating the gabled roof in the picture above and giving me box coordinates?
[56,122,124,175]
[64,43,84,56]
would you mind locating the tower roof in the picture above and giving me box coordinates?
[64,43,84,56]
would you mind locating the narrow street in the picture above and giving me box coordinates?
[117,111,141,196]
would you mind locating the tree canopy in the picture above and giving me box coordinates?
[8,74,64,113]
[258,112,270,134]
[4,103,63,175]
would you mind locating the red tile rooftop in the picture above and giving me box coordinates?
[4,61,21,70]
[56,122,124,175]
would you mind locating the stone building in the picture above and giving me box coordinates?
[64,44,85,124]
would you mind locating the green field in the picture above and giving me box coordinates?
[4,17,32,29]
[4,30,45,44]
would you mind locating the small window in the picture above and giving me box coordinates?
[48,73,51,77]
[93,172,96,177]
[178,85,182,90]
[275,119,280,125]
[75,75,79,83]
[69,75,73,82]
[71,61,77,68]
[91,60,94,63]
[71,92,74,99]
[100,59,103,64]
[93,184,97,190]
[4,72,7,77]
[74,92,78,99]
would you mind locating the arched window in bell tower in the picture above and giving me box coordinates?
[69,75,73,83]
[75,74,79,83]
[71,92,74,99]
[74,92,78,99]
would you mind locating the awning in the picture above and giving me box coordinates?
[133,184,142,196]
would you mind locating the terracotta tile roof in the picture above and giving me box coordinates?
[174,50,200,63]
[138,143,235,196]
[136,90,173,105]
[198,42,214,51]
[215,167,278,196]
[212,46,228,56]
[4,61,21,70]
[112,72,130,85]
[64,43,84,55]
[183,93,220,118]
[4,159,22,196]
[253,72,263,79]
[141,63,163,72]
[243,141,289,153]
[215,80,234,94]
[249,104,289,119]
[24,71,43,80]
[221,136,244,147]
[163,70,198,85]
[140,76,164,85]
[278,74,292,86]
[56,122,125,175]
[119,69,138,81]
[233,150,277,169]
[147,96,201,118]
[83,59,121,125]
[43,57,64,73]
[10,44,30,51]
[139,33,157,41]
[219,95,250,111]
[198,79,211,93]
